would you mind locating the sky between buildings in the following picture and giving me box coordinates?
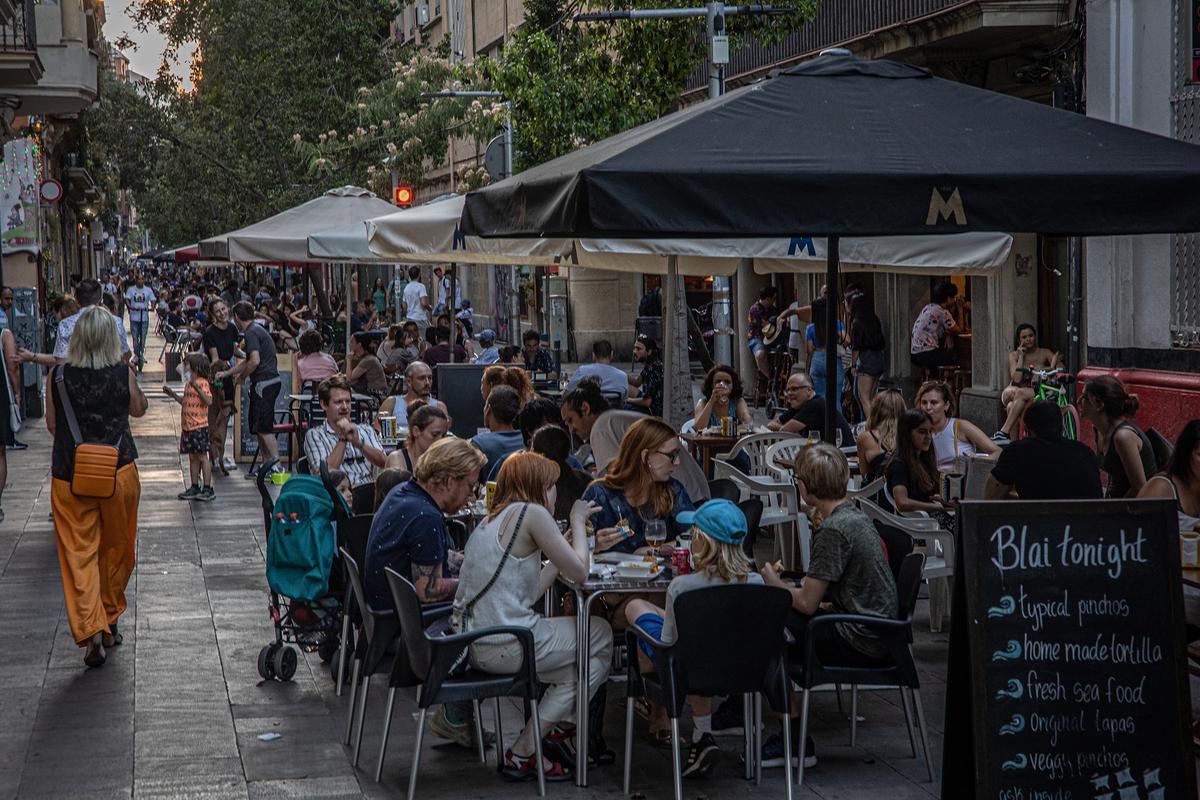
[109,0,194,89]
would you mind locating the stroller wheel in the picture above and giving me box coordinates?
[317,636,338,664]
[273,645,298,681]
[257,645,277,680]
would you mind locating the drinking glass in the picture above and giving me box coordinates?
[644,519,668,551]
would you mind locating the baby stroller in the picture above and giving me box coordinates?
[256,459,348,681]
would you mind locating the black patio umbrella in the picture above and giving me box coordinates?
[461,50,1200,443]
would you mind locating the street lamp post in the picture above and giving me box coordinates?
[576,2,793,429]
[421,90,518,354]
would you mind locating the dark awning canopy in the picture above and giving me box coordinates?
[462,51,1200,239]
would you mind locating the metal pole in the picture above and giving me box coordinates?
[708,2,733,368]
[824,236,840,443]
[1066,237,1082,395]
[664,255,677,426]
[503,101,514,179]
[449,264,458,363]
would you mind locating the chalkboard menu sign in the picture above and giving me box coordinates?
[436,363,487,440]
[947,499,1194,798]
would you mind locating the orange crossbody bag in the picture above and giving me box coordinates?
[55,368,121,498]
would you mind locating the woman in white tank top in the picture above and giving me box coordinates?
[917,381,999,473]
[455,451,612,781]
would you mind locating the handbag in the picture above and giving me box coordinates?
[440,503,530,674]
[2,330,19,434]
[3,360,19,435]
[55,368,122,499]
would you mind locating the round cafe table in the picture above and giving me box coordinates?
[681,432,738,478]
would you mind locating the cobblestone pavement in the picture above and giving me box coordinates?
[0,335,947,799]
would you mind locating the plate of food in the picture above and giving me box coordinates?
[593,552,662,566]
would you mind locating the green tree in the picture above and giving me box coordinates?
[117,0,396,244]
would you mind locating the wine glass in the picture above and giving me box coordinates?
[644,519,668,553]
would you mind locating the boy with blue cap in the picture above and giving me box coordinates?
[623,498,763,779]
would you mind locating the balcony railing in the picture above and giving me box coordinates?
[686,0,967,92]
[0,0,36,55]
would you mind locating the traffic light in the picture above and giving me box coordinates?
[393,185,414,206]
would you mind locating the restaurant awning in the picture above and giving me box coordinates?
[363,194,1011,275]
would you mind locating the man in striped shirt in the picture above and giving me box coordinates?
[303,374,386,513]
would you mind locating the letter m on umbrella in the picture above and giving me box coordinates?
[926,186,967,226]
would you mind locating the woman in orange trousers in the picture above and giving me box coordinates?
[45,304,147,668]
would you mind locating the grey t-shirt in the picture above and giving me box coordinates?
[660,570,764,645]
[241,321,278,383]
[806,502,898,659]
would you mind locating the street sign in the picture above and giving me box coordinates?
[484,135,507,180]
[39,179,62,204]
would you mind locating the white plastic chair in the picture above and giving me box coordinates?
[763,438,814,482]
[857,497,954,633]
[679,418,697,435]
[712,458,809,569]
[848,476,886,503]
[882,481,932,520]
[716,431,807,477]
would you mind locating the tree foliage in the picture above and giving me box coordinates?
[102,0,396,245]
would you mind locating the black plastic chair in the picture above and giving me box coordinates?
[334,513,373,698]
[787,551,933,786]
[382,568,548,798]
[707,478,740,502]
[339,547,402,767]
[737,497,764,562]
[624,584,795,800]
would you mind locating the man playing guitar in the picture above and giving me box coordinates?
[747,285,787,378]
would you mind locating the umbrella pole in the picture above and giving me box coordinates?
[824,236,840,444]
[345,263,352,361]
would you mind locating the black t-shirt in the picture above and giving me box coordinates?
[778,397,853,445]
[51,364,136,481]
[885,457,937,503]
[990,436,1103,500]
[202,323,239,362]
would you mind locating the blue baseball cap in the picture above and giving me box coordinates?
[478,328,496,343]
[677,499,747,545]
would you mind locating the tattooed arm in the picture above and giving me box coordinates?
[412,561,458,602]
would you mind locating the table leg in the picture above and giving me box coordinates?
[576,590,607,788]
[574,588,587,788]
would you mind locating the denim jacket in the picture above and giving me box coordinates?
[581,478,694,553]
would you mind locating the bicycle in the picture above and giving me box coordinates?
[1016,366,1080,440]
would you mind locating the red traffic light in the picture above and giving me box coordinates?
[394,185,414,206]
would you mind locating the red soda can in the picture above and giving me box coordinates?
[671,549,691,575]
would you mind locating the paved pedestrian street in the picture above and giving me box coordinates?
[0,344,946,799]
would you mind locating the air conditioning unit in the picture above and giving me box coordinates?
[417,3,429,25]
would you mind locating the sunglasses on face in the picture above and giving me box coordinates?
[653,448,682,463]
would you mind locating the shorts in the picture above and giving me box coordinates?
[249,381,282,435]
[180,427,211,454]
[747,337,765,355]
[634,612,665,660]
[856,349,885,377]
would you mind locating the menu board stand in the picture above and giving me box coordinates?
[944,499,1194,798]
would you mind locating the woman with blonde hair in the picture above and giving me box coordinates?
[45,306,148,667]
[583,416,694,554]
[455,451,609,782]
[623,499,763,774]
[856,388,906,481]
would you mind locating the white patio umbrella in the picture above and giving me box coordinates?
[199,186,403,360]
[199,186,400,262]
